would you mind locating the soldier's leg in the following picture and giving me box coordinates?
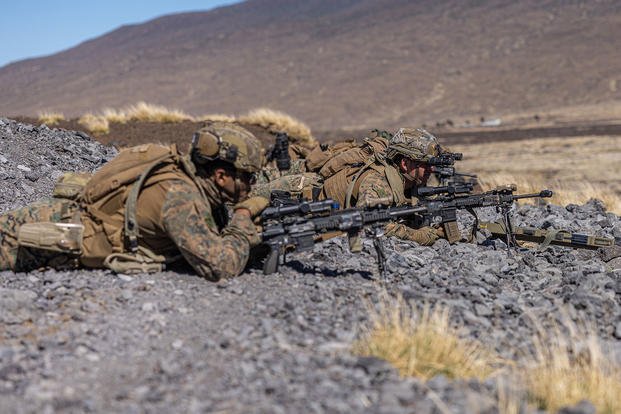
[0,199,80,272]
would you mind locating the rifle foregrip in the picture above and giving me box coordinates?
[263,246,280,275]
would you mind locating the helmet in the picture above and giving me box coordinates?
[385,128,441,162]
[191,122,263,173]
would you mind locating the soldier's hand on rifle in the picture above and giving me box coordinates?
[234,196,270,218]
[434,225,445,238]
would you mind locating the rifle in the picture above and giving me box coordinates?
[413,184,616,252]
[478,221,615,250]
[266,132,291,172]
[260,186,553,275]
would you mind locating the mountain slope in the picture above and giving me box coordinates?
[1,0,620,130]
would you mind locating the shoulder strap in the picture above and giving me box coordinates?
[344,158,376,208]
[382,164,407,205]
[124,153,212,253]
[124,153,178,252]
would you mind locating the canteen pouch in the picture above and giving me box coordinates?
[17,222,84,254]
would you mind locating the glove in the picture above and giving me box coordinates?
[384,223,440,246]
[234,196,269,218]
[434,225,445,238]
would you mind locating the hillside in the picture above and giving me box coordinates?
[1,0,620,130]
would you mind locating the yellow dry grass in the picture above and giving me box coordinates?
[121,101,193,123]
[355,295,621,413]
[78,113,109,134]
[519,319,621,413]
[37,111,65,125]
[352,294,501,380]
[101,107,128,124]
[239,108,317,149]
[450,135,621,213]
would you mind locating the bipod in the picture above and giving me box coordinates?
[499,204,518,258]
[370,226,388,280]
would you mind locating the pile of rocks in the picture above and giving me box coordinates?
[0,118,116,213]
[0,120,617,413]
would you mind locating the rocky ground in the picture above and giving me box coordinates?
[0,119,619,413]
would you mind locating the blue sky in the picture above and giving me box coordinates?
[0,0,241,68]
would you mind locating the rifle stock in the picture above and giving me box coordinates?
[478,221,614,250]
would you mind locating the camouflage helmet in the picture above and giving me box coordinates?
[385,128,441,162]
[191,122,263,173]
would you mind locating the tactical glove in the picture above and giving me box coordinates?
[384,222,440,246]
[434,225,445,238]
[234,196,269,218]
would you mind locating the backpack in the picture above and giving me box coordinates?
[79,143,203,254]
[311,134,405,208]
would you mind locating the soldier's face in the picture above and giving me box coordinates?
[400,158,432,187]
[213,167,253,202]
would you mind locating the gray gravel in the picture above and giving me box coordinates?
[0,119,619,413]
[0,118,116,213]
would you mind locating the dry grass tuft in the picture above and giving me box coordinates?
[121,101,193,123]
[196,113,237,123]
[78,113,109,134]
[352,294,501,380]
[519,320,621,413]
[451,136,621,214]
[239,108,317,149]
[101,107,128,124]
[37,111,65,125]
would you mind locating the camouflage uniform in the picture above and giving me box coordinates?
[354,169,441,245]
[254,128,444,245]
[0,199,83,271]
[323,128,444,246]
[253,146,321,200]
[0,123,263,281]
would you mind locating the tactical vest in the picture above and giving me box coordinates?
[77,144,209,272]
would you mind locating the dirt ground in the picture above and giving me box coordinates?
[14,117,295,152]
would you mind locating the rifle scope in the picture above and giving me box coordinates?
[262,199,339,220]
[427,152,463,166]
[417,183,474,197]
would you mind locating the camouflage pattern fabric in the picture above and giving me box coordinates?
[251,172,322,199]
[257,159,308,185]
[160,180,260,281]
[385,128,441,162]
[356,169,441,246]
[0,179,260,280]
[192,122,264,173]
[0,199,81,271]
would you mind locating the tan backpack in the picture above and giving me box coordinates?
[78,144,205,273]
[313,135,405,208]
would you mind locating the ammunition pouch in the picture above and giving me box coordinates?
[103,246,167,274]
[443,221,461,244]
[17,222,84,254]
[53,172,92,200]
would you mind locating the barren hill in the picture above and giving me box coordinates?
[1,0,620,130]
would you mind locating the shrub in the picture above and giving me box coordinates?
[122,101,193,123]
[519,319,621,413]
[352,294,501,380]
[78,113,109,134]
[37,111,65,125]
[239,108,317,149]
